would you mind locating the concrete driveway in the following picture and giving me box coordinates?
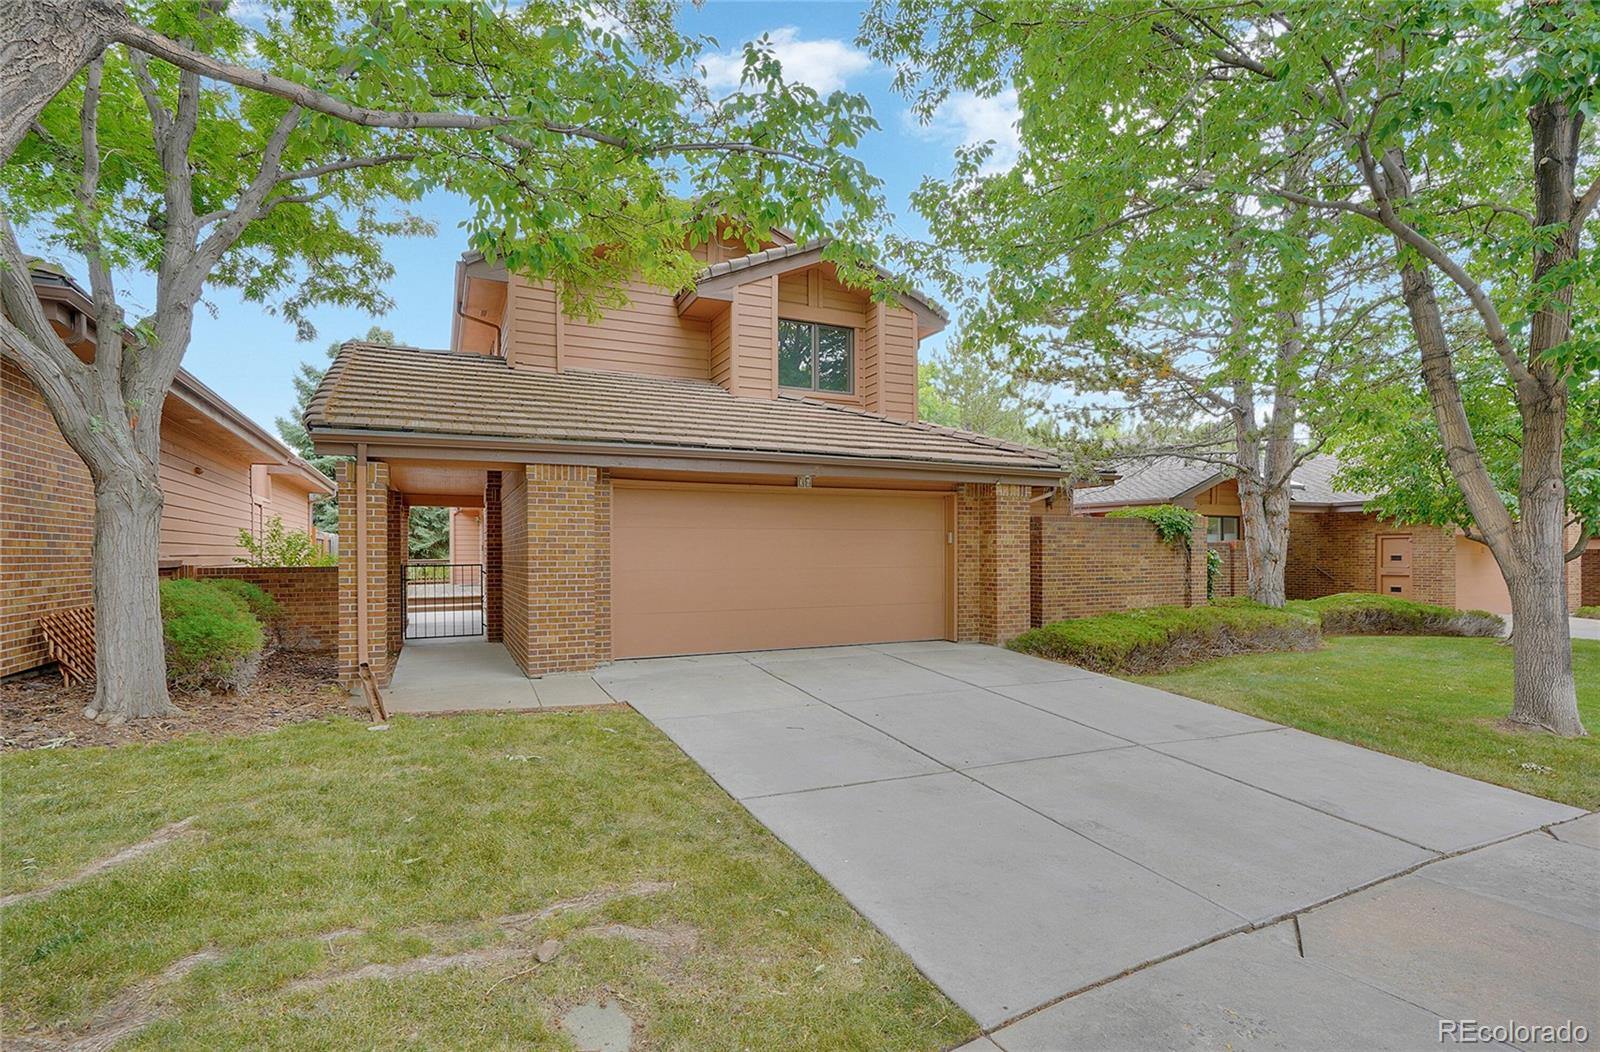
[596,642,1597,1047]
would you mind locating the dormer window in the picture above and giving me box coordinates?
[779,319,853,393]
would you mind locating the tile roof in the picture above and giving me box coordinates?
[1074,452,1372,508]
[305,343,1067,475]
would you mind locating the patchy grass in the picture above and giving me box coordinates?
[1008,602,1320,674]
[1280,591,1504,637]
[1,711,972,1050]
[1134,636,1600,809]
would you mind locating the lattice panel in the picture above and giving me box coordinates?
[39,605,95,686]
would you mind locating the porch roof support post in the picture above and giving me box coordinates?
[356,442,369,670]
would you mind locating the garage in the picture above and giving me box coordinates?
[611,483,952,658]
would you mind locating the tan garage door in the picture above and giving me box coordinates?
[612,484,951,658]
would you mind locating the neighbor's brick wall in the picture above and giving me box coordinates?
[191,565,336,651]
[1210,540,1244,599]
[1,359,95,677]
[1285,510,1455,606]
[1031,515,1208,627]
[1583,547,1599,608]
[336,461,392,683]
[957,482,1031,644]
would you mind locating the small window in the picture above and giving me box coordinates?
[778,319,853,393]
[1206,516,1241,542]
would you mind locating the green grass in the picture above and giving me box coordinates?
[1133,636,1600,809]
[1579,605,1599,619]
[1,711,972,1050]
[1008,601,1320,673]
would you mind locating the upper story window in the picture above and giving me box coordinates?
[779,319,853,393]
[1207,515,1241,542]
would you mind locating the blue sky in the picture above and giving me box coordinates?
[26,2,1019,439]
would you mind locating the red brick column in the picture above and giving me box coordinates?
[957,482,1030,644]
[497,465,612,676]
[483,471,502,643]
[336,460,391,684]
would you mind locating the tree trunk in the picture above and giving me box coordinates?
[85,465,175,720]
[1506,551,1582,736]
[0,0,119,164]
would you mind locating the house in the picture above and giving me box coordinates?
[1,265,335,678]
[305,229,1075,683]
[1073,453,1585,615]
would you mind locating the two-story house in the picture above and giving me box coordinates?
[305,230,1069,683]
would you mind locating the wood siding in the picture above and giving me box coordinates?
[158,420,260,566]
[505,276,558,372]
[879,304,918,421]
[729,276,777,399]
[562,279,711,379]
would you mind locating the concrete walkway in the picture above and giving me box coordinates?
[381,637,613,713]
[1501,614,1600,641]
[597,642,1597,1046]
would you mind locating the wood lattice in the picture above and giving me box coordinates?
[39,605,95,686]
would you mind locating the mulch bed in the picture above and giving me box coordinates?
[0,650,352,751]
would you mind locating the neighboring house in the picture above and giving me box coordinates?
[1073,452,1584,615]
[447,507,483,566]
[1,266,334,678]
[306,229,1073,682]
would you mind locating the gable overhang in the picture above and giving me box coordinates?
[308,425,1064,487]
[680,246,948,338]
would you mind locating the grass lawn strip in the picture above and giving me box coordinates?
[1,709,972,1050]
[1134,636,1600,810]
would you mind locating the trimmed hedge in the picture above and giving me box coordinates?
[1008,602,1321,674]
[1289,592,1504,638]
[160,579,265,693]
[1579,606,1600,619]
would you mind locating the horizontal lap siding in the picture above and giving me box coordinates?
[562,281,711,379]
[268,474,318,536]
[879,306,918,422]
[731,277,776,399]
[507,277,558,372]
[158,420,256,566]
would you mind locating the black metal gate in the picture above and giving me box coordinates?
[403,562,485,639]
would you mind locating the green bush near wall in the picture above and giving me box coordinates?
[160,579,265,693]
[1277,593,1505,638]
[1008,602,1321,674]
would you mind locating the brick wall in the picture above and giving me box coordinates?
[191,565,336,651]
[484,471,503,643]
[1285,510,1455,606]
[1583,548,1599,608]
[957,482,1031,644]
[1210,540,1244,599]
[500,466,529,672]
[336,460,392,683]
[1,359,95,677]
[1031,515,1208,627]
[504,464,611,675]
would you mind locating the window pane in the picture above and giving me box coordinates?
[779,320,813,388]
[815,324,853,392]
[1207,517,1222,542]
[1224,517,1240,541]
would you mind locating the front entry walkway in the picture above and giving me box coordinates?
[595,642,1597,1045]
[382,638,614,713]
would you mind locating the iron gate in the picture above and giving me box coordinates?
[403,562,485,639]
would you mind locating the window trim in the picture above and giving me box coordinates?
[778,318,855,395]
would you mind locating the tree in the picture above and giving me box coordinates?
[276,325,395,533]
[864,1,1595,734]
[408,506,451,562]
[917,332,1051,446]
[2,1,881,719]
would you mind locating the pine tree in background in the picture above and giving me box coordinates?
[275,325,395,532]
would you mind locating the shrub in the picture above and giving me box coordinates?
[1105,504,1197,545]
[206,578,282,628]
[1205,547,1223,600]
[1578,605,1600,619]
[237,515,336,567]
[160,579,264,693]
[1298,592,1504,638]
[1008,601,1321,674]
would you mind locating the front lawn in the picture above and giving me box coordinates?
[1134,636,1600,810]
[1,711,971,1050]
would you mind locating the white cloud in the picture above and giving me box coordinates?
[910,89,1022,174]
[700,27,872,95]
